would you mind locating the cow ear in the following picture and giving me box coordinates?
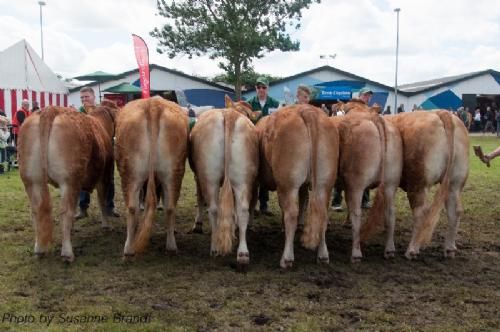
[224,95,234,108]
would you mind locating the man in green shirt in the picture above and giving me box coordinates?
[246,76,280,118]
[247,77,279,216]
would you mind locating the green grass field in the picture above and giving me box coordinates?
[0,136,499,331]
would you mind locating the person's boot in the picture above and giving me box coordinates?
[75,208,88,220]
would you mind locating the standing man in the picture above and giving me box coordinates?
[75,86,120,219]
[246,77,279,216]
[12,99,31,146]
[332,87,373,211]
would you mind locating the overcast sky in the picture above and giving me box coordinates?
[1,0,500,86]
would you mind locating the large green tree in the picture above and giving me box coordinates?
[151,0,320,99]
[211,70,282,91]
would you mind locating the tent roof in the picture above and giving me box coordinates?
[0,39,68,93]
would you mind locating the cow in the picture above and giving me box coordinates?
[343,102,470,259]
[189,96,260,266]
[18,101,118,262]
[385,111,469,258]
[256,104,339,268]
[115,96,189,257]
[330,108,403,261]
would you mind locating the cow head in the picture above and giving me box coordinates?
[224,95,261,122]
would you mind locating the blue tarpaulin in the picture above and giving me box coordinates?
[420,89,462,110]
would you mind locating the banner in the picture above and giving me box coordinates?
[132,34,150,99]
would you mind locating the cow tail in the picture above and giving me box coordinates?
[301,109,326,250]
[37,110,58,245]
[215,111,236,255]
[134,105,160,254]
[361,115,388,242]
[416,111,455,246]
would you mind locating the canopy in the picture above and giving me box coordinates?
[103,82,141,93]
[74,71,117,102]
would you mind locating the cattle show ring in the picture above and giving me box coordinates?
[1,2,500,331]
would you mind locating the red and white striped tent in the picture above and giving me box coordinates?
[0,39,68,121]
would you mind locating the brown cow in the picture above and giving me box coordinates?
[18,101,118,262]
[331,110,403,261]
[346,102,469,259]
[256,105,339,268]
[189,96,259,266]
[386,111,469,258]
[115,96,189,257]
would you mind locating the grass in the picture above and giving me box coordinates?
[0,136,499,331]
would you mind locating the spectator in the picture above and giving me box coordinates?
[496,108,500,137]
[473,107,482,132]
[246,77,279,216]
[12,99,31,146]
[0,116,10,174]
[397,103,405,113]
[296,85,311,105]
[483,106,495,134]
[383,105,391,115]
[332,87,372,211]
[31,101,40,113]
[0,108,6,118]
[75,86,120,220]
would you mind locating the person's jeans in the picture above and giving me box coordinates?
[79,167,115,212]
[258,188,269,212]
[496,121,500,137]
[331,187,369,206]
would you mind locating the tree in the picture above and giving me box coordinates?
[211,70,281,91]
[151,0,320,100]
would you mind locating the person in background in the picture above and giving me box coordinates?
[332,87,373,211]
[397,103,405,113]
[383,105,391,115]
[31,101,40,113]
[473,107,482,132]
[246,77,279,216]
[0,108,6,118]
[75,86,120,220]
[0,116,10,174]
[495,106,500,137]
[12,99,31,146]
[296,85,311,105]
[483,106,495,134]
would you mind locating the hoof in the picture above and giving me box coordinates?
[101,224,113,231]
[189,223,203,234]
[166,249,178,256]
[237,252,250,265]
[384,251,396,259]
[351,256,362,263]
[122,253,135,262]
[210,249,218,257]
[317,256,330,264]
[280,259,294,269]
[405,250,419,260]
[34,252,47,259]
[61,255,74,263]
[444,249,456,259]
[296,223,304,232]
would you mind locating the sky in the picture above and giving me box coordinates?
[1,0,500,86]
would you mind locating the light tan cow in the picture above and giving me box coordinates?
[256,105,339,268]
[189,96,260,266]
[342,101,470,258]
[18,101,118,262]
[330,108,403,261]
[385,111,469,258]
[115,96,189,257]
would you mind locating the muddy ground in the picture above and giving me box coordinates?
[0,136,498,331]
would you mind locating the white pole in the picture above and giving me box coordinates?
[38,1,46,60]
[394,8,401,114]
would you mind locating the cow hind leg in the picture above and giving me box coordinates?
[96,181,112,229]
[278,188,299,269]
[123,181,142,257]
[345,187,364,263]
[203,183,219,256]
[405,189,428,259]
[297,184,308,231]
[162,177,183,254]
[315,186,330,264]
[190,178,205,234]
[234,185,251,266]
[59,184,79,262]
[383,185,398,258]
[26,182,53,257]
[444,187,463,258]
